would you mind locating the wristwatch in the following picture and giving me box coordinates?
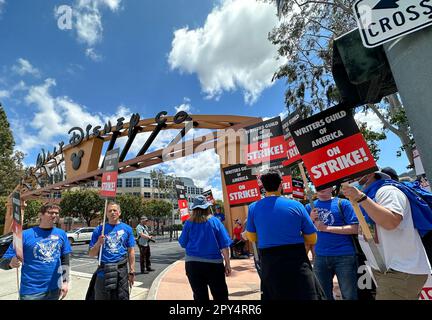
[356,193,368,203]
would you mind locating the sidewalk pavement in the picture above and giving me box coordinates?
[149,256,342,301]
[148,257,261,300]
[0,257,341,300]
[0,269,148,300]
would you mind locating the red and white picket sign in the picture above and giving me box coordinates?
[289,104,378,190]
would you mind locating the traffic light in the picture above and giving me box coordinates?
[332,28,398,107]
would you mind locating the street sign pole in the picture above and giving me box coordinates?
[383,26,432,183]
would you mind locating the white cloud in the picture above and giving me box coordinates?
[162,149,221,189]
[0,89,9,99]
[168,0,287,105]
[12,58,40,77]
[85,48,103,61]
[354,109,384,132]
[16,78,130,154]
[174,98,192,114]
[54,0,122,59]
[0,0,5,15]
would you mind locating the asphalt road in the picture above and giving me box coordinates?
[70,238,185,289]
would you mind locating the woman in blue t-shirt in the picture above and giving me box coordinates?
[178,195,232,301]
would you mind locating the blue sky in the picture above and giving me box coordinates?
[0,0,410,199]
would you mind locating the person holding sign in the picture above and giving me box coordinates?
[342,171,431,300]
[305,187,359,300]
[246,169,324,300]
[0,204,71,300]
[87,202,136,300]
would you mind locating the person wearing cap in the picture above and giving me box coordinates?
[136,216,155,274]
[213,205,225,223]
[342,171,431,300]
[381,167,399,181]
[246,169,324,300]
[178,195,232,301]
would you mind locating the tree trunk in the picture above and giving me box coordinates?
[387,95,414,167]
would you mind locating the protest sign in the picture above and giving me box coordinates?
[12,192,23,261]
[243,117,288,167]
[175,181,190,222]
[203,189,216,205]
[281,111,302,167]
[289,104,377,190]
[292,178,305,199]
[223,164,261,206]
[100,148,120,198]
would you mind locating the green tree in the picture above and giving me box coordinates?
[143,199,173,235]
[266,0,414,166]
[60,190,104,226]
[0,104,25,196]
[24,199,43,225]
[116,193,144,224]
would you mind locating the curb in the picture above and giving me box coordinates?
[146,259,183,300]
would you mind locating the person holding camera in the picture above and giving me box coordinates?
[136,216,155,274]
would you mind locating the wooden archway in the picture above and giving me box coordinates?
[3,113,262,235]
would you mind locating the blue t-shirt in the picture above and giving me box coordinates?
[305,198,358,256]
[213,213,225,222]
[178,216,232,260]
[2,227,72,295]
[89,223,135,276]
[246,196,316,249]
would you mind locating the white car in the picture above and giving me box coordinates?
[67,227,96,245]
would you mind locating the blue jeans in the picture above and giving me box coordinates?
[20,289,61,300]
[313,255,358,300]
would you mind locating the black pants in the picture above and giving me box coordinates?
[185,261,229,301]
[260,244,325,300]
[138,245,151,272]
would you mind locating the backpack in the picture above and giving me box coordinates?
[385,180,432,236]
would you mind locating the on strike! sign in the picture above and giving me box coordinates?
[289,104,377,190]
[281,111,302,167]
[203,189,216,205]
[100,148,120,198]
[223,164,261,206]
[12,192,23,261]
[243,117,288,166]
[175,181,190,222]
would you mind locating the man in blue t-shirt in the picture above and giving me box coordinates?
[0,204,71,300]
[305,187,359,300]
[246,169,323,300]
[88,202,135,300]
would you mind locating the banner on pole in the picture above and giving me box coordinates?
[100,148,120,198]
[175,181,190,222]
[281,111,302,167]
[202,189,216,205]
[289,104,377,190]
[12,192,23,261]
[223,164,261,206]
[243,117,288,167]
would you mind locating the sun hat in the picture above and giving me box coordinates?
[190,195,212,210]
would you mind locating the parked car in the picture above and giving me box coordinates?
[66,227,95,245]
[0,233,13,258]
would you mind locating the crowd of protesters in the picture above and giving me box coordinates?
[1,166,431,301]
